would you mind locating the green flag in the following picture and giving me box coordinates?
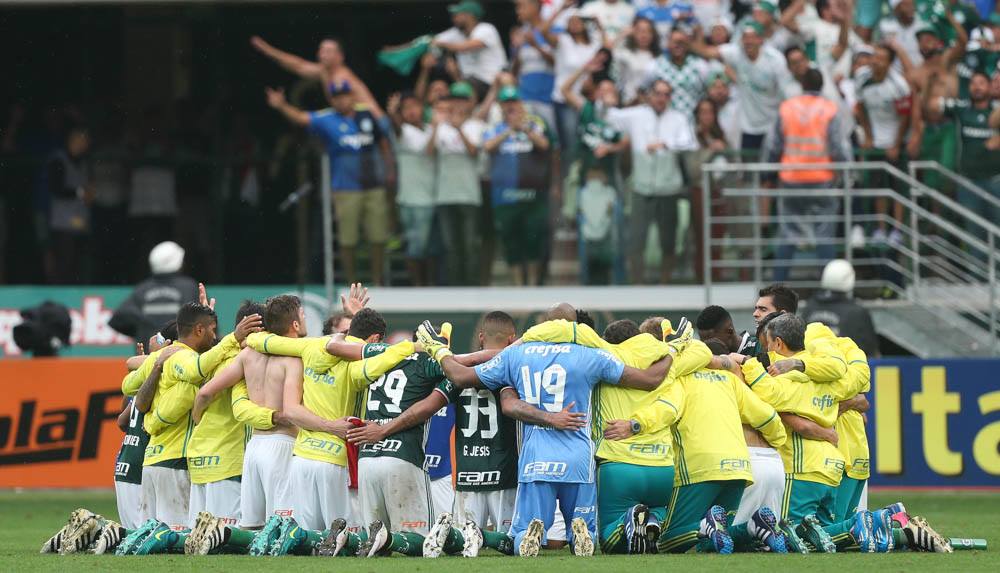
[378,35,432,76]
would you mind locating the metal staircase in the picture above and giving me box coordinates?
[700,160,1000,357]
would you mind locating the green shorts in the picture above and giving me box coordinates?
[659,480,746,553]
[596,462,672,553]
[781,475,838,525]
[834,474,866,520]
[493,200,548,265]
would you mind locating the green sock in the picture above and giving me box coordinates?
[482,530,514,555]
[389,531,425,556]
[727,523,755,551]
[292,529,325,556]
[339,531,365,556]
[442,528,464,554]
[227,527,256,548]
[824,520,857,550]
[892,526,908,549]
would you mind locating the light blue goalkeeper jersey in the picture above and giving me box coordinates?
[474,342,625,484]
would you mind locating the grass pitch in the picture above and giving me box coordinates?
[1,489,996,572]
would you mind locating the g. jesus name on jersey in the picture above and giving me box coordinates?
[359,347,447,469]
[441,381,518,492]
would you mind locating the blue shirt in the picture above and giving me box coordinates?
[474,343,625,483]
[308,109,383,191]
[484,115,554,206]
[424,403,455,480]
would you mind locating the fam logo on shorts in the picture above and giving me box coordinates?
[522,461,567,477]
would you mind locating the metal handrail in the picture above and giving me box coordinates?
[908,160,1000,211]
[700,160,1000,353]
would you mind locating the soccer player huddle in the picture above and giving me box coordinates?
[41,283,956,558]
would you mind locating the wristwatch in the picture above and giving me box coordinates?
[629,419,641,435]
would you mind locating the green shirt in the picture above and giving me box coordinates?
[114,399,148,485]
[439,379,519,492]
[943,98,1000,180]
[578,100,623,179]
[359,344,447,469]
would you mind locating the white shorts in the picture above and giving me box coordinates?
[358,457,433,534]
[114,481,144,529]
[289,456,351,532]
[547,506,566,542]
[140,466,190,530]
[859,481,869,511]
[430,476,455,518]
[734,447,786,525]
[240,434,295,528]
[453,488,516,532]
[189,479,242,527]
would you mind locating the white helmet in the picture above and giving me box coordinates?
[149,241,185,274]
[821,259,855,293]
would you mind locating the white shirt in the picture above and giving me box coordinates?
[434,119,485,206]
[718,98,742,150]
[879,17,924,69]
[609,105,698,195]
[396,123,435,207]
[798,8,863,80]
[553,34,601,103]
[613,48,657,103]
[579,0,636,40]
[855,66,911,149]
[718,43,795,135]
[436,22,508,84]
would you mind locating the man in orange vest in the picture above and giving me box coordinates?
[765,68,850,282]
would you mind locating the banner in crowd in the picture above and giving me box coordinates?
[1,356,998,488]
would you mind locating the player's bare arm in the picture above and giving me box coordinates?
[324,332,367,360]
[617,356,673,390]
[839,394,870,415]
[116,398,131,432]
[498,388,586,430]
[347,390,449,445]
[193,350,248,424]
[280,368,352,436]
[779,412,838,446]
[133,346,182,413]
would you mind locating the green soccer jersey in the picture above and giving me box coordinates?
[943,98,1000,180]
[578,100,623,179]
[440,380,519,492]
[114,399,148,485]
[359,344,447,469]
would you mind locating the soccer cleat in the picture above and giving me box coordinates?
[115,518,160,556]
[41,518,73,554]
[184,511,215,555]
[644,519,661,554]
[778,519,810,554]
[461,520,483,558]
[359,520,391,557]
[423,512,453,558]
[870,509,895,553]
[848,511,875,553]
[315,518,348,557]
[748,507,787,553]
[796,514,836,553]
[517,519,545,557]
[58,509,101,555]
[697,505,733,554]
[133,522,177,555]
[92,520,127,555]
[624,504,649,555]
[248,515,283,556]
[270,517,307,556]
[571,517,594,556]
[902,515,953,553]
[195,516,230,556]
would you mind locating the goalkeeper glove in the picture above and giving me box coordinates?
[417,320,453,362]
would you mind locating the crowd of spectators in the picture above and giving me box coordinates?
[4,0,1000,288]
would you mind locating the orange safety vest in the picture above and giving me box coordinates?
[778,94,838,184]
